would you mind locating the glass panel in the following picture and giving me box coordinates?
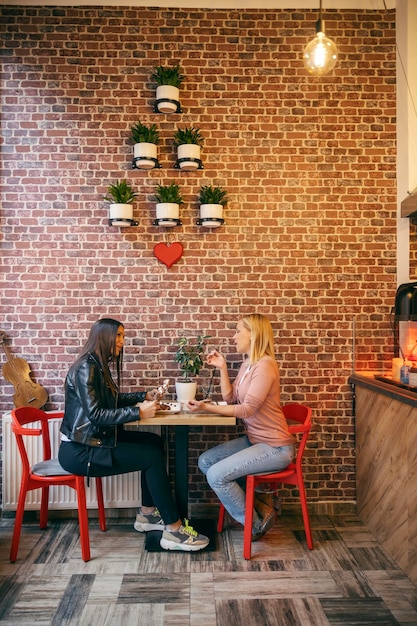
[353,314,394,377]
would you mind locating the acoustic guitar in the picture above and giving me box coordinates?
[0,330,49,408]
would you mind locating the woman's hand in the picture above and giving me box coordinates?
[146,389,159,401]
[206,349,226,370]
[137,400,158,419]
[146,378,170,401]
[186,399,206,413]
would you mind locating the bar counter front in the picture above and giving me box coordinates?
[350,372,417,586]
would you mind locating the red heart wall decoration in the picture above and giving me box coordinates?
[153,241,184,268]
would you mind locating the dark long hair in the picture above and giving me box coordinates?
[76,318,124,392]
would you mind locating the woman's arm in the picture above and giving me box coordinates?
[186,398,237,416]
[206,350,233,399]
[187,358,276,418]
[73,361,151,425]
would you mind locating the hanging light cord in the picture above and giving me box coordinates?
[396,38,417,127]
[386,0,417,178]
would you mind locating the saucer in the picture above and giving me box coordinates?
[156,402,181,414]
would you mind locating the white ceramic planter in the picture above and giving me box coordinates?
[109,203,134,226]
[175,380,197,405]
[156,202,180,226]
[198,203,224,228]
[156,85,180,114]
[177,143,201,170]
[200,203,224,220]
[133,142,158,170]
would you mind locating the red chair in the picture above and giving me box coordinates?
[9,406,106,562]
[217,402,313,559]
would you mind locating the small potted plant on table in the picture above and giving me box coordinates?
[175,334,211,404]
[130,121,161,170]
[104,180,138,227]
[197,184,228,228]
[152,64,185,114]
[153,182,184,227]
[173,126,204,171]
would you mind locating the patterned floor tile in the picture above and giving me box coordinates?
[0,513,416,625]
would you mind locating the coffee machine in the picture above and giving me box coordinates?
[393,282,417,362]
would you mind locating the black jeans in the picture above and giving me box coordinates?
[58,428,179,525]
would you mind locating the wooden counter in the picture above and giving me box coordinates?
[350,373,417,585]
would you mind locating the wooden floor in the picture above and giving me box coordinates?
[1,510,417,625]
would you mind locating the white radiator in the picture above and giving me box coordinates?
[2,414,160,511]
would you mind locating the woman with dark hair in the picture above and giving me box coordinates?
[59,318,209,552]
[187,313,295,541]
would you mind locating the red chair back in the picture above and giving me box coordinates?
[11,406,65,477]
[283,402,312,473]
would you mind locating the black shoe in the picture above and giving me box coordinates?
[252,507,275,542]
[252,528,266,542]
[256,492,282,512]
[260,508,276,533]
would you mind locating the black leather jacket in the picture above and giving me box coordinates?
[60,353,146,448]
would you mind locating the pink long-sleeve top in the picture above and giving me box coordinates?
[224,355,295,447]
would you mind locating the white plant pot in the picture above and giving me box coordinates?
[109,203,133,227]
[200,203,224,220]
[156,202,180,226]
[156,85,180,114]
[177,143,201,170]
[175,380,197,406]
[198,204,224,228]
[133,142,158,170]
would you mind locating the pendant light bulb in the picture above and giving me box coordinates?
[303,15,338,77]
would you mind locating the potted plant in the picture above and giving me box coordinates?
[175,334,211,403]
[130,121,160,170]
[198,184,228,227]
[173,126,204,171]
[154,182,184,226]
[103,180,138,226]
[152,64,185,114]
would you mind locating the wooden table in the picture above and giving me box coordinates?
[125,410,236,517]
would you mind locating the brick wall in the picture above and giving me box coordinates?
[0,6,397,511]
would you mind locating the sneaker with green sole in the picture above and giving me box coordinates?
[160,519,209,552]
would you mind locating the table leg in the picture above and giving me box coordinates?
[174,425,189,518]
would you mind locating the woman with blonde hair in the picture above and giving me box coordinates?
[187,313,295,541]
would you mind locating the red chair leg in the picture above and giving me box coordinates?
[95,478,107,532]
[297,475,313,549]
[39,486,49,529]
[244,476,256,560]
[217,503,226,532]
[10,483,28,562]
[75,476,91,562]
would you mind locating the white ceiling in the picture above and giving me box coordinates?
[0,1,396,9]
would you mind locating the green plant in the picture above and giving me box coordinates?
[175,335,211,380]
[155,182,184,204]
[151,64,185,88]
[199,184,228,206]
[130,122,160,144]
[173,126,204,148]
[103,180,137,204]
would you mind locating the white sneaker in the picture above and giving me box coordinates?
[134,508,165,532]
[160,520,209,552]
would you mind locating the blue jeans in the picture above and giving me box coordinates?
[198,436,295,531]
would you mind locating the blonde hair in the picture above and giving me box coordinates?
[240,313,275,363]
